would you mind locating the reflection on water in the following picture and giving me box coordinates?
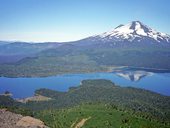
[114,70,153,82]
[0,69,170,98]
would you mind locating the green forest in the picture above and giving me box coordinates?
[0,47,170,77]
[0,79,170,128]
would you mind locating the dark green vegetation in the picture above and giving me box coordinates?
[1,79,169,127]
[0,21,170,77]
[0,44,170,77]
[0,54,106,77]
[28,79,170,122]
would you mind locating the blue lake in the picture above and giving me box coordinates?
[0,71,170,98]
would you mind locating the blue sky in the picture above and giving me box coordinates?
[0,0,170,42]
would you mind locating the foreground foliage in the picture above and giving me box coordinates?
[35,103,170,128]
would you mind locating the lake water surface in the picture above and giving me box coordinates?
[0,70,170,98]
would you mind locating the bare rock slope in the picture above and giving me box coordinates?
[0,109,48,128]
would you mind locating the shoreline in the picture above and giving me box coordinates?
[1,65,170,78]
[16,94,52,103]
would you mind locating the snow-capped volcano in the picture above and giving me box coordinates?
[90,21,170,43]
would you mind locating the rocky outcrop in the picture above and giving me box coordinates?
[0,109,48,128]
[16,116,46,128]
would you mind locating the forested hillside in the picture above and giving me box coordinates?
[0,79,170,127]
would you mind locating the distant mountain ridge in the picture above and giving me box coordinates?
[79,21,170,47]
[0,21,170,49]
[0,21,170,77]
